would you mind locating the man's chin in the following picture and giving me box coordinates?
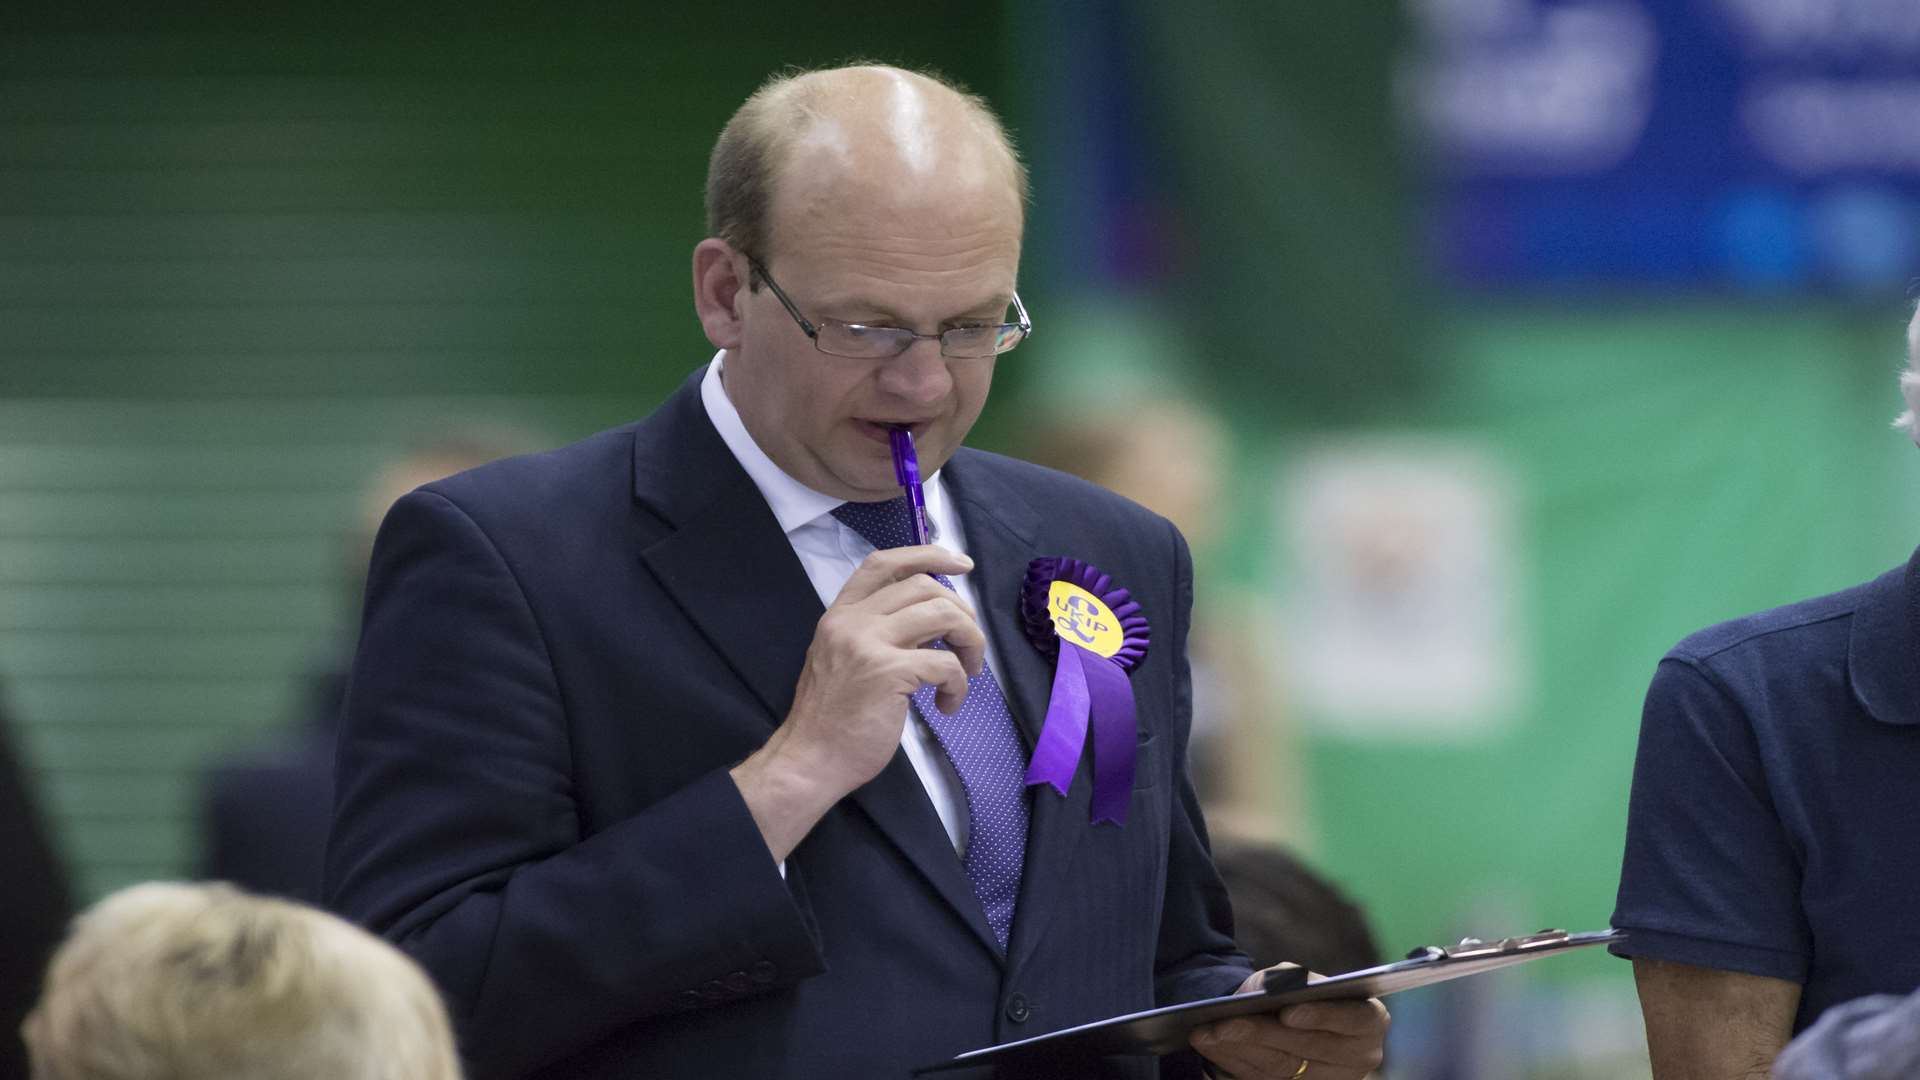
[836,477,908,503]
[826,451,912,500]
[811,458,901,503]
[820,435,954,502]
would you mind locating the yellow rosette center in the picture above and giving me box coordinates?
[1046,581,1124,659]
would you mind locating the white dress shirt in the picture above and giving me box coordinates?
[701,353,1011,856]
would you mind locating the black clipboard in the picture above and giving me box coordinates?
[913,928,1624,1074]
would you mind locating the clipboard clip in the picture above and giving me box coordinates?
[1404,928,1571,962]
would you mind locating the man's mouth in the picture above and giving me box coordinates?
[855,419,930,442]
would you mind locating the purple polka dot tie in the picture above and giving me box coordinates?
[831,497,1028,951]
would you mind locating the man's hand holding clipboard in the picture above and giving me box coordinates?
[1188,963,1389,1079]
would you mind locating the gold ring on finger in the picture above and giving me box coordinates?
[1290,1060,1310,1079]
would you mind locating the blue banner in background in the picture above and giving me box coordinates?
[1404,0,1920,292]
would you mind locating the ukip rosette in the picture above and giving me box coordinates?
[1019,557,1151,825]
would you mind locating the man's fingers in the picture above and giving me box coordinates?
[1281,999,1391,1039]
[1193,1015,1311,1059]
[837,546,973,605]
[882,599,987,669]
[944,623,986,678]
[1189,1002,1389,1075]
[916,596,985,677]
[861,573,975,621]
[815,543,988,715]
[1188,1020,1309,1080]
[1188,1041,1303,1080]
[912,651,971,715]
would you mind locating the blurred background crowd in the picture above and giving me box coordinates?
[6,2,1920,1076]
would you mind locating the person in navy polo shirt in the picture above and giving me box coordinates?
[1612,306,1920,1077]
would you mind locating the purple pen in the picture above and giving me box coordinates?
[888,425,932,546]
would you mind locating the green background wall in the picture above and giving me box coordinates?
[0,6,1014,900]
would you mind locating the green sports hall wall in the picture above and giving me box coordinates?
[0,7,1016,900]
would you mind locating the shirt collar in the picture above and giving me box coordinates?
[1847,547,1920,726]
[699,352,951,536]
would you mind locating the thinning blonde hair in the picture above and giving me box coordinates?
[23,882,461,1080]
[704,62,1028,266]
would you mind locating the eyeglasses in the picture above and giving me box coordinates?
[748,258,1031,360]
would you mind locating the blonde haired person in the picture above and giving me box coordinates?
[22,881,460,1080]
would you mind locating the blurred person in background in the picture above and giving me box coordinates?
[326,63,1388,1080]
[1612,306,1920,1076]
[0,679,73,1080]
[1024,399,1388,1003]
[1021,395,1309,844]
[22,880,461,1080]
[1207,839,1381,979]
[199,437,524,903]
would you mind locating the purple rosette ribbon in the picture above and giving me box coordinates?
[1020,557,1151,825]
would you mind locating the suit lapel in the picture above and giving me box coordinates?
[631,375,1000,961]
[631,378,823,724]
[943,452,1096,972]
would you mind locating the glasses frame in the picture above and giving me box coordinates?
[746,257,1031,360]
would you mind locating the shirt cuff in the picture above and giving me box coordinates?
[1609,925,1808,984]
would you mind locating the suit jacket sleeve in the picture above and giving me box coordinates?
[1150,519,1256,1012]
[324,489,825,1079]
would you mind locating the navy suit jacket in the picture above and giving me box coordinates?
[325,370,1251,1079]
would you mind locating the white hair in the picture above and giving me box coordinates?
[23,881,462,1080]
[1895,303,1920,447]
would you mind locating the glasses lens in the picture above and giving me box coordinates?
[939,326,1003,359]
[992,324,1026,355]
[816,322,915,359]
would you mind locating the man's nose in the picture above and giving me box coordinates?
[876,337,952,404]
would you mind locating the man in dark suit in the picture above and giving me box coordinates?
[325,64,1387,1080]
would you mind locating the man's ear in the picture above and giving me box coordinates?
[692,239,747,350]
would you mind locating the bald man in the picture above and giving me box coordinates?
[326,66,1386,1080]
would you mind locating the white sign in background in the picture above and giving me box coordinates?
[1276,438,1528,738]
